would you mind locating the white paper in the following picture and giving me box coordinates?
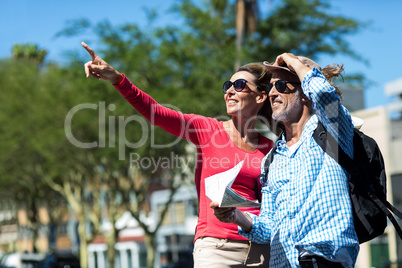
[205,160,261,207]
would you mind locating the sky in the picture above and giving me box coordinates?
[1,0,402,110]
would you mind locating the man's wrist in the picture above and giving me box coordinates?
[234,210,253,232]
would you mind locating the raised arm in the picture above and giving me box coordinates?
[81,42,211,145]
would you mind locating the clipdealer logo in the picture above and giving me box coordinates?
[64,102,186,160]
[64,101,273,162]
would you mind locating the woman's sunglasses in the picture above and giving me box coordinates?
[222,79,249,94]
[267,80,301,93]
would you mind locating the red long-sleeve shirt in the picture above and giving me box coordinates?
[114,75,273,241]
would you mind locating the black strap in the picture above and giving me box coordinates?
[299,255,344,268]
[373,196,402,239]
[386,200,402,219]
[255,134,281,202]
[350,193,374,235]
[255,175,263,203]
[261,135,280,182]
[255,148,276,202]
[312,121,356,175]
[262,150,275,182]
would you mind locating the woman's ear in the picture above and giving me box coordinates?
[257,91,268,104]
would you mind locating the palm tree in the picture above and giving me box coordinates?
[235,0,259,70]
[210,0,261,70]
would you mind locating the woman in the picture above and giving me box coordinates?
[82,42,274,267]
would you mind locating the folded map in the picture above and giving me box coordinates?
[205,160,260,207]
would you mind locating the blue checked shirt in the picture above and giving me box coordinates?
[239,68,359,267]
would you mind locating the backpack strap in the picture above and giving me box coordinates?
[386,200,402,219]
[312,121,355,173]
[264,134,281,177]
[261,147,277,182]
[254,135,281,202]
[255,174,263,203]
[370,194,402,239]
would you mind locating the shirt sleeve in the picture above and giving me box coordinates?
[302,68,354,158]
[238,204,273,244]
[113,75,214,145]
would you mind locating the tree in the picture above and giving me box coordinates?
[12,43,47,64]
[0,57,67,253]
[0,54,105,266]
[235,0,259,70]
[250,0,363,62]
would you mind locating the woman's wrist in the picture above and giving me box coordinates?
[111,73,124,85]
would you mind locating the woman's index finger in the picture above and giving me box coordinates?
[81,42,97,60]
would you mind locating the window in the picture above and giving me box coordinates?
[158,201,186,226]
[370,242,389,268]
[174,202,185,224]
[158,205,171,225]
[127,249,132,268]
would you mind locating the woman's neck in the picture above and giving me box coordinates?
[223,118,260,152]
[230,117,256,137]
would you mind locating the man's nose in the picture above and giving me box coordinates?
[268,86,279,97]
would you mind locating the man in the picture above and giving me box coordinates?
[211,53,359,267]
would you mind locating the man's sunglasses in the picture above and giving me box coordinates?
[222,79,249,94]
[267,80,301,93]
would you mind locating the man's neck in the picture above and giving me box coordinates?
[283,114,312,147]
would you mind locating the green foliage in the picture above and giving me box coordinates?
[0,0,366,195]
[252,0,364,62]
[12,43,47,64]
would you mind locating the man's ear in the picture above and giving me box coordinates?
[300,92,310,103]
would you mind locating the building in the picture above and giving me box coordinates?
[150,185,198,268]
[86,185,197,268]
[349,77,402,267]
[87,211,147,268]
